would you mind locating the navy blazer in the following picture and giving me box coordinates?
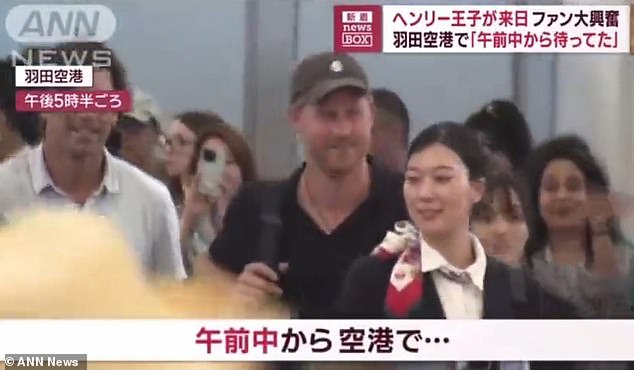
[337,254,579,370]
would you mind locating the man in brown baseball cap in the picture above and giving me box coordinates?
[210,51,407,322]
[288,51,374,178]
[290,52,370,108]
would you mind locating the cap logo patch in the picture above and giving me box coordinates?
[329,60,343,73]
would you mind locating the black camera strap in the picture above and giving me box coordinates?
[256,181,289,274]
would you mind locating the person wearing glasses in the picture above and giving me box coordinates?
[179,119,256,276]
[164,111,225,209]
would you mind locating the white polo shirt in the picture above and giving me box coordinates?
[0,145,186,280]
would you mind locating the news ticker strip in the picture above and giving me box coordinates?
[4,354,86,369]
[333,5,634,53]
[1,320,634,361]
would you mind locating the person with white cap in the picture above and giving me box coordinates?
[117,88,169,183]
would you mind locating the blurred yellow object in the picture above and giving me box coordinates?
[0,209,286,369]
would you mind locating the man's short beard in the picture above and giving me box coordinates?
[313,154,363,180]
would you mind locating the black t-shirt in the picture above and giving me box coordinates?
[209,160,408,318]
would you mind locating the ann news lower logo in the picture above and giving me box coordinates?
[334,5,382,53]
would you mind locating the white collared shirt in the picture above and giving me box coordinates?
[0,145,186,280]
[420,233,487,319]
[417,235,530,370]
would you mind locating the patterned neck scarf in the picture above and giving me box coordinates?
[372,220,479,317]
[371,220,424,317]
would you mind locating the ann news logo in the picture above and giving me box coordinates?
[334,5,382,53]
[5,4,116,43]
[5,4,118,85]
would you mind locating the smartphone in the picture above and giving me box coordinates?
[198,147,226,198]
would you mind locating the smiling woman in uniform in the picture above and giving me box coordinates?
[337,122,574,370]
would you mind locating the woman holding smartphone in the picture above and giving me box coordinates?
[180,120,257,276]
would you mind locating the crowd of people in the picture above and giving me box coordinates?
[0,41,633,370]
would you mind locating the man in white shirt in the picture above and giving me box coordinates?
[0,42,185,280]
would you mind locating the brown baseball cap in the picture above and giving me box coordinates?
[290,51,369,107]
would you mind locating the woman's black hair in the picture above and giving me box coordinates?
[523,134,626,265]
[465,100,533,170]
[408,121,488,181]
[472,161,531,225]
[371,87,410,145]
